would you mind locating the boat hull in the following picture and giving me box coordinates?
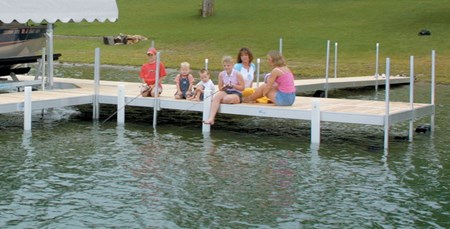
[0,24,47,58]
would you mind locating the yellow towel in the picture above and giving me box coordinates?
[242,88,255,97]
[256,96,271,104]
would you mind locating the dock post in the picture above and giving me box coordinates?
[202,90,212,133]
[384,58,391,149]
[153,52,161,129]
[256,58,260,87]
[409,56,414,142]
[325,40,330,98]
[24,86,32,131]
[375,43,380,91]
[117,84,125,125]
[311,99,321,144]
[93,48,100,120]
[430,50,436,132]
[279,37,283,54]
[334,42,338,78]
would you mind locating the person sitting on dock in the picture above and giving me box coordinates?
[203,56,245,125]
[139,47,167,97]
[243,50,296,106]
[174,61,195,99]
[188,69,215,101]
[234,47,256,97]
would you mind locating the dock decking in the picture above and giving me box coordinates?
[293,75,410,93]
[0,75,434,149]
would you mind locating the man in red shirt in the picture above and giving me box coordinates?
[139,47,167,97]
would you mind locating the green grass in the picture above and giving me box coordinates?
[54,0,450,83]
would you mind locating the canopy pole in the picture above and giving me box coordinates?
[41,48,46,90]
[46,23,54,89]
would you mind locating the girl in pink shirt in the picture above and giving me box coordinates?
[244,51,296,106]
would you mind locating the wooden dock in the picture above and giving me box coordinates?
[293,75,410,93]
[0,75,434,149]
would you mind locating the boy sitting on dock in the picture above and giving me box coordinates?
[139,47,167,97]
[174,62,195,99]
[188,69,215,101]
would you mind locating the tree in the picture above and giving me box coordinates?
[201,0,214,17]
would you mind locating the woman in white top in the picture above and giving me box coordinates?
[233,47,256,97]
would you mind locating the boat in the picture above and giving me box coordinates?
[0,22,47,86]
[0,22,47,58]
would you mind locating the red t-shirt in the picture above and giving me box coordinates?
[139,62,167,86]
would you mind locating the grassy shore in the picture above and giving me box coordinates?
[54,0,449,83]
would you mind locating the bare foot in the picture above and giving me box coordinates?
[191,98,200,101]
[203,119,214,125]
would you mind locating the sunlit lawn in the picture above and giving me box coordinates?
[54,0,449,83]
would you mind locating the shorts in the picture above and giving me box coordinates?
[141,85,162,97]
[225,89,243,103]
[174,90,192,99]
[275,91,295,106]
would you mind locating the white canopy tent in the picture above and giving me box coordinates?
[0,0,119,87]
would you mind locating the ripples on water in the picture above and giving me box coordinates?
[0,65,448,228]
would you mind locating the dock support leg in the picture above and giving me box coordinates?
[324,40,330,98]
[24,86,32,131]
[152,52,161,129]
[384,58,391,150]
[117,84,125,125]
[430,50,436,133]
[409,56,415,142]
[202,90,212,133]
[311,99,321,144]
[93,48,100,120]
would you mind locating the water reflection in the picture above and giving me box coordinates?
[21,130,33,153]
[123,128,304,227]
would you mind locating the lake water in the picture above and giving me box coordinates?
[0,65,448,228]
